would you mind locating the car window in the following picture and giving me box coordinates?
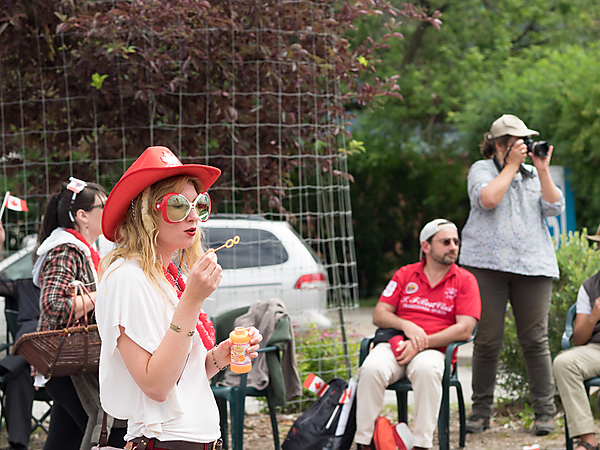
[0,252,34,280]
[205,228,289,269]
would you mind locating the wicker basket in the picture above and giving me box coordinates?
[14,280,101,377]
[14,324,101,377]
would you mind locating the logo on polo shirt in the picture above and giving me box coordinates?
[382,280,397,297]
[405,282,418,294]
[445,287,457,301]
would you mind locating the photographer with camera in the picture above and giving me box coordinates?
[459,114,564,436]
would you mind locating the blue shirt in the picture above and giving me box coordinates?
[459,159,564,278]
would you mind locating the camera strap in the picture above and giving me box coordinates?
[494,154,534,179]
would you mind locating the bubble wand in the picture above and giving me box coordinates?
[208,235,240,253]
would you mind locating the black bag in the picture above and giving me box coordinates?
[372,328,406,345]
[282,378,356,450]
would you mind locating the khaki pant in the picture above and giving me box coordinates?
[464,267,556,419]
[553,343,600,438]
[356,343,444,449]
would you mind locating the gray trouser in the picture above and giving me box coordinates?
[464,267,556,418]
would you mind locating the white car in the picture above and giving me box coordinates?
[201,217,331,327]
[0,218,331,327]
[0,234,38,280]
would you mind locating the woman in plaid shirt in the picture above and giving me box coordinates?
[32,179,123,450]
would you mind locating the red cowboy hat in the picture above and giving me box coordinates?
[102,146,221,242]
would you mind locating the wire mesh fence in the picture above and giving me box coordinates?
[0,0,365,411]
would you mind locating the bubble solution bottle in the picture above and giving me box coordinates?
[229,327,252,374]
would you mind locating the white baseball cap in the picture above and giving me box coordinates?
[420,218,458,243]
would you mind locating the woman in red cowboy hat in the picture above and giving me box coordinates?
[96,146,262,450]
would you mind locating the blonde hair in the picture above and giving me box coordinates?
[100,176,206,288]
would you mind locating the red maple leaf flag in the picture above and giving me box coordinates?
[5,193,28,212]
[302,373,329,397]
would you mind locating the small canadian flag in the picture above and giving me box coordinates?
[338,383,354,405]
[4,193,28,212]
[67,177,87,194]
[303,373,329,397]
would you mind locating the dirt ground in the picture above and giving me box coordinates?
[0,409,574,450]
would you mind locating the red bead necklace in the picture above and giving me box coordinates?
[163,262,215,350]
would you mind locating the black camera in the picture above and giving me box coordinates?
[522,136,549,157]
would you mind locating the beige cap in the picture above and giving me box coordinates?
[488,114,539,139]
[419,218,458,261]
[419,218,458,243]
[587,224,600,242]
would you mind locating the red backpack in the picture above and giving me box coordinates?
[372,417,413,450]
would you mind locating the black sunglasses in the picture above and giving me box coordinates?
[434,238,460,247]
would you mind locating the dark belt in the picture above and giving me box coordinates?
[131,437,223,450]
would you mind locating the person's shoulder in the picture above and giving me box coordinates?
[397,261,422,275]
[452,264,477,282]
[104,258,143,278]
[45,243,85,262]
[469,159,494,171]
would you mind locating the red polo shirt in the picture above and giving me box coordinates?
[379,260,481,339]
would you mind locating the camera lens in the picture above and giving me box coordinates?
[533,141,549,157]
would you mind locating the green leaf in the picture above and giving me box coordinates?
[90,73,108,91]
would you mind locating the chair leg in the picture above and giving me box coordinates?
[216,397,230,450]
[396,390,408,423]
[565,414,574,450]
[31,401,52,434]
[454,382,466,448]
[437,387,450,450]
[0,390,5,436]
[266,398,280,450]
[231,391,246,450]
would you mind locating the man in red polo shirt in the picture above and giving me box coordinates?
[355,218,481,450]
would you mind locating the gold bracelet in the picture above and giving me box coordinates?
[170,323,195,337]
[212,349,228,371]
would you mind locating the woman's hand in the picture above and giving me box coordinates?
[529,144,553,171]
[209,327,263,378]
[246,326,263,359]
[217,326,263,360]
[183,251,222,303]
[504,139,528,168]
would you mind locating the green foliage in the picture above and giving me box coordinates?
[90,73,108,90]
[348,134,471,295]
[1,0,437,215]
[283,326,361,411]
[455,43,600,228]
[295,326,361,385]
[349,0,600,295]
[497,230,600,398]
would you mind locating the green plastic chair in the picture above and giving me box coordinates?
[358,325,477,450]
[211,306,291,450]
[560,303,600,450]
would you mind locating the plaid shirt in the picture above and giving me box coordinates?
[37,244,96,331]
